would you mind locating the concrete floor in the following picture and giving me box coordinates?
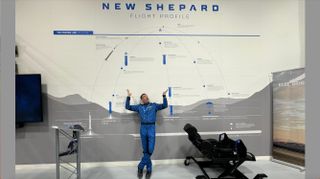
[16,160,305,179]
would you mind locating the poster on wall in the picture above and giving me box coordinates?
[15,0,303,164]
[272,68,305,166]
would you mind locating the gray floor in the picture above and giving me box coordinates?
[16,160,305,179]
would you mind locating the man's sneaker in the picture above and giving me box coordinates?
[145,171,152,179]
[137,168,143,179]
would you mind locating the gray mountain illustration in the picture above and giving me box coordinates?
[16,84,271,164]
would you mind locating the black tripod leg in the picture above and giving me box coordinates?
[185,156,211,179]
[253,173,268,179]
[232,169,248,179]
[218,166,248,179]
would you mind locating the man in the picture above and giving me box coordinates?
[125,89,168,179]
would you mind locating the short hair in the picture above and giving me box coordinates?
[140,93,147,99]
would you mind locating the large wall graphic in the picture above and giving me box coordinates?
[16,0,303,164]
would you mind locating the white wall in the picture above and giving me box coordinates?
[16,0,305,111]
[299,0,305,67]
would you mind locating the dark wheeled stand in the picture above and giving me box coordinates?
[184,156,268,179]
[53,126,81,179]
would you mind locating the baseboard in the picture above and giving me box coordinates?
[256,156,272,161]
[271,158,305,172]
[16,156,272,169]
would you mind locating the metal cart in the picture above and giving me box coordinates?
[53,126,81,179]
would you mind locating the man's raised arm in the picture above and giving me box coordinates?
[156,89,168,111]
[125,89,139,112]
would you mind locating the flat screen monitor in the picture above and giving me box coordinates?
[16,74,43,123]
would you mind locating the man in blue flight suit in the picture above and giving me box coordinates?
[125,89,168,179]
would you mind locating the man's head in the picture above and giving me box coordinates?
[140,93,149,104]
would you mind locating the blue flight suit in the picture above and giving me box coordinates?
[125,95,168,172]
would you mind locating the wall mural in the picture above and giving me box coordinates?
[15,0,302,163]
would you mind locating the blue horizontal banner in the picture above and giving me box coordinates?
[53,30,94,35]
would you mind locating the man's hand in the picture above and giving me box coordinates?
[162,89,168,96]
[127,89,132,97]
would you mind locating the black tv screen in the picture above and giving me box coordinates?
[16,74,43,123]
